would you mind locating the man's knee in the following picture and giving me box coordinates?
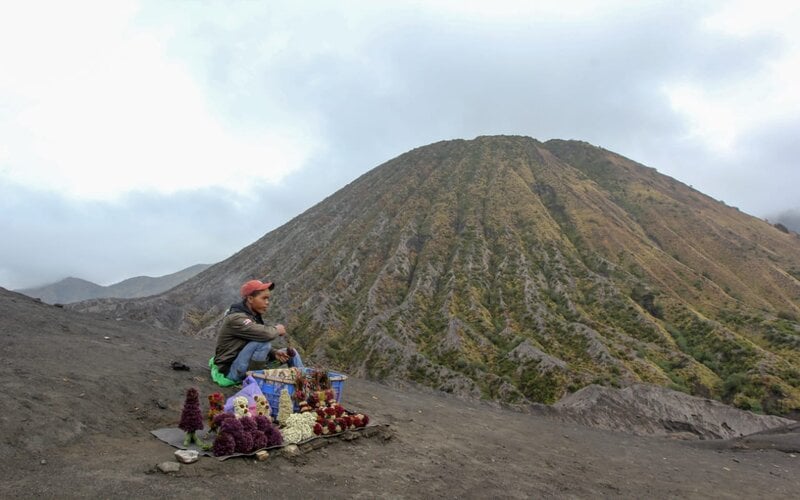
[248,341,272,361]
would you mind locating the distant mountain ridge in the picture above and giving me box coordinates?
[18,264,211,304]
[772,209,800,234]
[72,136,800,414]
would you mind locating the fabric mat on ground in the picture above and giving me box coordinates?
[151,424,382,461]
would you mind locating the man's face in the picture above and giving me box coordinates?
[246,290,270,315]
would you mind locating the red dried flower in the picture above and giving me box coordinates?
[206,392,226,427]
[208,392,225,408]
[313,423,323,435]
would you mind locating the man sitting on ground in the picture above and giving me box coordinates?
[212,279,303,383]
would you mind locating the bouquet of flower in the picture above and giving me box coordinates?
[179,387,205,446]
[207,392,225,429]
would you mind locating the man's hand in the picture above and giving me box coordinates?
[276,324,286,336]
[274,350,290,363]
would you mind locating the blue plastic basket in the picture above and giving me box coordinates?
[255,368,347,419]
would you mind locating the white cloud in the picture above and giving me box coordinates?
[2,0,800,289]
[0,1,313,200]
[663,0,800,157]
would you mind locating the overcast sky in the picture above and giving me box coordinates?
[1,0,799,290]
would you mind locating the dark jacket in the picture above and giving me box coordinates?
[213,301,280,375]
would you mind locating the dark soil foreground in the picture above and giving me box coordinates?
[1,288,798,499]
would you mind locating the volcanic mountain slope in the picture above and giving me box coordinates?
[17,264,210,304]
[74,136,800,413]
[2,287,798,498]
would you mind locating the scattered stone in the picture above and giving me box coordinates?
[255,450,270,461]
[340,431,360,442]
[174,450,199,464]
[361,426,381,438]
[153,399,167,409]
[282,444,302,459]
[40,459,46,465]
[157,461,181,473]
[299,439,326,453]
[379,427,395,441]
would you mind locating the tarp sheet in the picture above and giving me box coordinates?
[150,424,382,461]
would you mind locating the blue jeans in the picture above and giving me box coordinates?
[226,341,304,382]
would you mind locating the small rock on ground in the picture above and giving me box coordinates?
[282,444,301,458]
[174,449,199,464]
[157,462,181,473]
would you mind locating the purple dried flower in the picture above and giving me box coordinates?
[240,416,257,432]
[220,418,244,436]
[179,387,204,433]
[212,412,234,429]
[212,432,236,457]
[251,430,268,450]
[254,415,271,432]
[265,425,283,447]
[235,431,254,454]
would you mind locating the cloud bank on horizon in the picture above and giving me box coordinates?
[1,0,799,289]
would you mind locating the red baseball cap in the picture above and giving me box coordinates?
[240,279,275,297]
